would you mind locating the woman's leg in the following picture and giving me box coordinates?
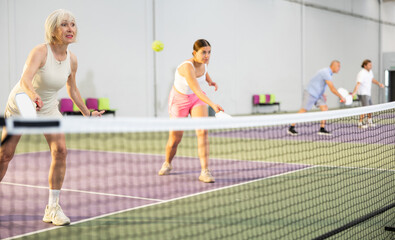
[42,133,70,226]
[165,130,184,164]
[0,127,21,181]
[190,105,209,170]
[44,133,67,190]
[191,105,214,183]
[159,130,184,176]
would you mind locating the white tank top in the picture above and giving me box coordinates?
[173,61,207,94]
[5,44,71,117]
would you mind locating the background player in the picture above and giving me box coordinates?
[288,60,345,136]
[351,59,384,128]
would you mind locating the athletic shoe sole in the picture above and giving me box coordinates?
[43,220,70,226]
[287,130,298,136]
[199,176,215,183]
[317,132,332,136]
[158,162,172,176]
[158,170,171,176]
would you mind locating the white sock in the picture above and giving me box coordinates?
[49,189,60,206]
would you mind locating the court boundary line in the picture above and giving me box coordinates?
[317,164,395,172]
[14,149,394,172]
[68,149,395,173]
[3,165,317,240]
[12,148,314,167]
[0,182,164,202]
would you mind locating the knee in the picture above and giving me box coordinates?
[0,149,15,163]
[51,146,67,160]
[168,135,183,149]
[168,139,181,149]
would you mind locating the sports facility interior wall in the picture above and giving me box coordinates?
[1,0,395,117]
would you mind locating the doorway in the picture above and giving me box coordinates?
[385,70,395,102]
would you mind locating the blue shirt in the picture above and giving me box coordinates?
[306,67,333,98]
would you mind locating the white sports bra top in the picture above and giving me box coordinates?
[173,61,207,94]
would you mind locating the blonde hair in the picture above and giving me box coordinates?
[45,9,77,43]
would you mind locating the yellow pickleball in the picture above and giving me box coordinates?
[152,40,164,52]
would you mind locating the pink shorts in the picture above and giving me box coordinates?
[168,87,207,118]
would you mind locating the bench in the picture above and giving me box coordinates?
[252,94,280,114]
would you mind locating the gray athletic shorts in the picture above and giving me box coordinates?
[357,95,372,106]
[301,90,326,110]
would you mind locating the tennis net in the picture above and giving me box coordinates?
[0,102,394,240]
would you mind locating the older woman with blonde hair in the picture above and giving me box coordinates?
[0,9,103,226]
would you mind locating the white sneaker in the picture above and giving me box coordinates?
[199,169,215,183]
[358,122,368,129]
[43,201,70,226]
[368,119,376,127]
[158,162,172,175]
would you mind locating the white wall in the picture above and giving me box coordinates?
[304,0,380,19]
[382,1,395,52]
[0,0,11,110]
[1,0,394,117]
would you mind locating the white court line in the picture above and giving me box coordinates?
[67,148,395,172]
[14,146,395,172]
[317,164,395,172]
[4,165,317,240]
[66,148,312,167]
[14,150,49,156]
[0,182,163,202]
[2,226,63,240]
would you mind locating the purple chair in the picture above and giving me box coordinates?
[266,94,271,103]
[59,98,74,115]
[253,95,260,105]
[86,98,98,111]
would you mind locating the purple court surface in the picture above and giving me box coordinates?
[211,122,395,145]
[0,150,309,239]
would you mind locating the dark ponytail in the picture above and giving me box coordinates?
[193,39,211,52]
